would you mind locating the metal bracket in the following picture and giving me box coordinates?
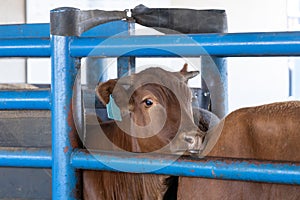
[50,7,127,36]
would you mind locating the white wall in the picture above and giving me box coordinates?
[172,0,290,112]
[0,0,25,24]
[26,0,172,23]
[171,0,287,32]
[0,0,26,83]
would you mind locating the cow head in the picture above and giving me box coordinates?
[95,64,205,154]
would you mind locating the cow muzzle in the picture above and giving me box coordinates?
[171,130,206,156]
[184,131,206,154]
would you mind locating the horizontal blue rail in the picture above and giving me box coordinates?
[0,148,51,168]
[72,150,300,185]
[0,38,50,57]
[0,90,51,110]
[71,32,300,57]
[0,22,128,39]
[0,23,50,39]
[0,148,299,185]
[1,32,300,57]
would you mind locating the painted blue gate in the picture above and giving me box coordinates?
[0,7,300,200]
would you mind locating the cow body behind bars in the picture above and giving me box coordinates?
[82,64,218,200]
[177,101,300,200]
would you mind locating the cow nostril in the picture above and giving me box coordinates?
[184,135,195,145]
[183,131,206,156]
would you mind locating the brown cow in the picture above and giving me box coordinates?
[178,101,300,200]
[83,64,218,200]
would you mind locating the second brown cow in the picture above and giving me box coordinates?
[178,101,300,200]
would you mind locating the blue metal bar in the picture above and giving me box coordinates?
[71,150,300,185]
[0,147,299,185]
[117,57,136,77]
[0,90,51,110]
[0,38,50,57]
[0,23,50,39]
[117,20,136,78]
[0,21,128,39]
[0,148,51,168]
[1,32,300,57]
[71,32,300,57]
[0,21,128,58]
[51,35,79,200]
[0,147,298,185]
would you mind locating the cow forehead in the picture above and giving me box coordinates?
[128,68,183,89]
[114,67,192,105]
[128,82,192,110]
[136,67,181,81]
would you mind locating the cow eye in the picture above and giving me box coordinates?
[143,98,153,107]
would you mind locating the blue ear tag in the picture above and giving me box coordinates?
[107,94,122,121]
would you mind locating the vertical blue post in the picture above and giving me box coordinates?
[51,8,81,200]
[117,57,136,77]
[50,7,128,199]
[117,20,136,77]
[51,36,80,199]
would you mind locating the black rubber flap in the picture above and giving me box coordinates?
[131,4,227,34]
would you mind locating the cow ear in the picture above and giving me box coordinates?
[179,63,200,80]
[180,63,189,74]
[95,79,117,105]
